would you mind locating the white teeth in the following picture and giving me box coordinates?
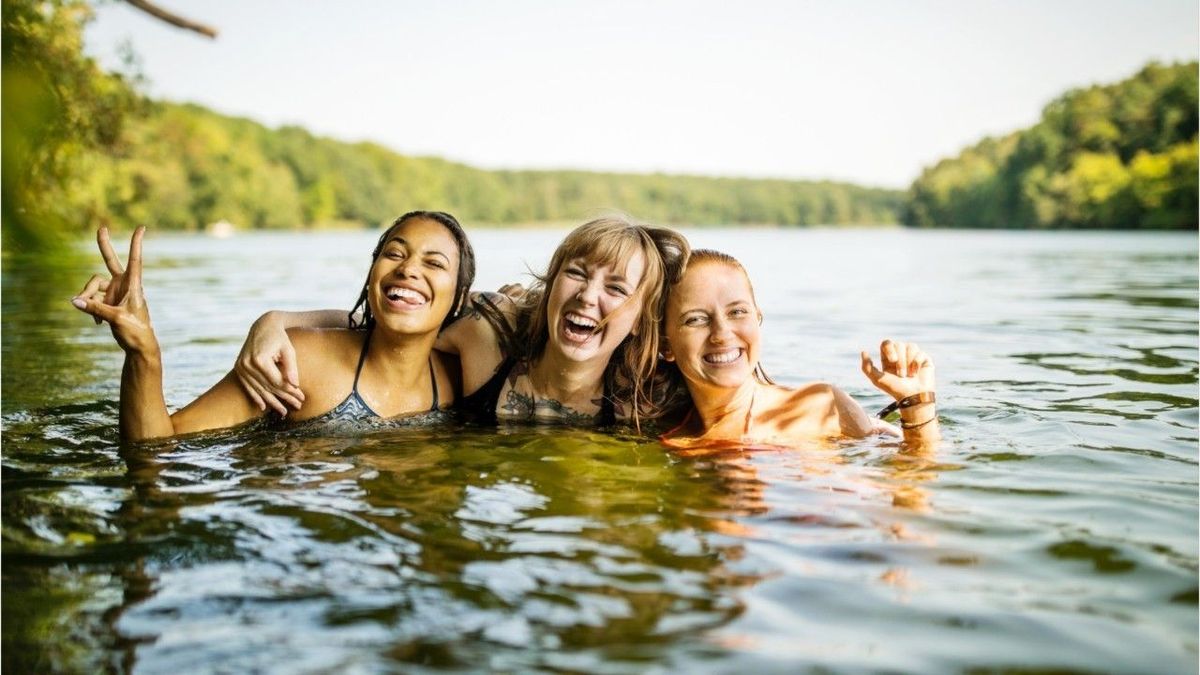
[565,313,598,329]
[386,286,427,304]
[704,348,742,364]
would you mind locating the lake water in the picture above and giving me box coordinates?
[3,227,1197,673]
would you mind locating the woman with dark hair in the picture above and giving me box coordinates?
[71,211,476,440]
[236,215,689,429]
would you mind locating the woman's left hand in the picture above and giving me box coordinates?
[860,339,936,401]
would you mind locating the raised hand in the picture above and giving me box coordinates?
[234,315,304,415]
[72,226,158,355]
[496,282,527,302]
[860,339,936,402]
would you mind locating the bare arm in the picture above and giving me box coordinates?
[73,227,262,441]
[233,309,347,414]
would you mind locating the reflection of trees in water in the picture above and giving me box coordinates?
[2,252,117,413]
[2,416,944,671]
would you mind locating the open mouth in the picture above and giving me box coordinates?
[561,311,599,344]
[384,285,429,308]
[703,348,743,365]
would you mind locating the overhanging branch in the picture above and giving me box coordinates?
[123,0,218,39]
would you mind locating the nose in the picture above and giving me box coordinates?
[709,316,732,344]
[394,257,419,279]
[575,278,600,306]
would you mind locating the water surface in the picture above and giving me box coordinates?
[3,228,1197,673]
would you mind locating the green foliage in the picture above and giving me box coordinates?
[904,62,1199,229]
[69,103,902,231]
[2,0,141,251]
[4,0,903,236]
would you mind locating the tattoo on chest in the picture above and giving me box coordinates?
[501,389,599,425]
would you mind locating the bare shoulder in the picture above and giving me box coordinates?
[777,381,837,410]
[284,328,362,419]
[287,327,362,364]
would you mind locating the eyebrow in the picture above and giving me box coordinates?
[570,259,631,283]
[678,299,750,315]
[389,236,451,262]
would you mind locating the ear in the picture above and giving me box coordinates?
[660,337,675,362]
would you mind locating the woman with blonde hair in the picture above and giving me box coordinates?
[659,249,940,448]
[237,215,689,429]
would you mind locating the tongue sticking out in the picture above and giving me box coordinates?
[386,287,427,307]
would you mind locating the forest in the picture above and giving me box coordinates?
[903,61,1198,229]
[4,0,1195,255]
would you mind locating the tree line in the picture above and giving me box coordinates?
[903,61,1198,229]
[65,101,904,232]
[5,0,1194,254]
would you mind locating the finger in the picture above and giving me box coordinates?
[273,389,305,411]
[861,350,904,392]
[280,343,302,393]
[88,289,106,324]
[75,274,106,303]
[248,355,304,410]
[908,344,924,376]
[71,296,120,324]
[898,342,911,378]
[127,226,145,290]
[97,226,124,276]
[236,373,268,412]
[880,340,899,374]
[104,278,121,306]
[259,388,291,417]
[242,374,291,417]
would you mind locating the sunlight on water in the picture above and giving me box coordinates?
[3,228,1196,672]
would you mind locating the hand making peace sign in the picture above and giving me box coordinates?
[71,226,159,355]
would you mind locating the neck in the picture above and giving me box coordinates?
[529,348,607,404]
[687,376,759,437]
[363,328,437,386]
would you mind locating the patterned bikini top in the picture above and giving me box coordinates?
[278,330,444,433]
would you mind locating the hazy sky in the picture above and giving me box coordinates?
[85,0,1198,188]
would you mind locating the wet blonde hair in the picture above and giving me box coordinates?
[482,215,690,428]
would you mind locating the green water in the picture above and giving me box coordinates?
[3,228,1197,673]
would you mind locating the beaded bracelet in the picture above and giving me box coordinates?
[875,392,936,419]
[899,415,937,431]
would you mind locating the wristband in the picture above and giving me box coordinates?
[900,415,937,431]
[876,391,936,419]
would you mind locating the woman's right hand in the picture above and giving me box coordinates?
[72,226,159,356]
[234,313,305,414]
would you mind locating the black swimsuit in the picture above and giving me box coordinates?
[283,330,441,431]
[456,356,616,425]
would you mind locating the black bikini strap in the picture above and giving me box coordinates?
[428,359,439,411]
[598,374,616,425]
[351,329,372,391]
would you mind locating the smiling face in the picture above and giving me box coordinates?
[544,250,647,364]
[366,216,460,336]
[664,260,762,390]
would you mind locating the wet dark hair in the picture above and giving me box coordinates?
[348,210,476,331]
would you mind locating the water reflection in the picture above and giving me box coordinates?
[3,229,1197,672]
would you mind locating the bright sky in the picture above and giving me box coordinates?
[85,0,1198,189]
